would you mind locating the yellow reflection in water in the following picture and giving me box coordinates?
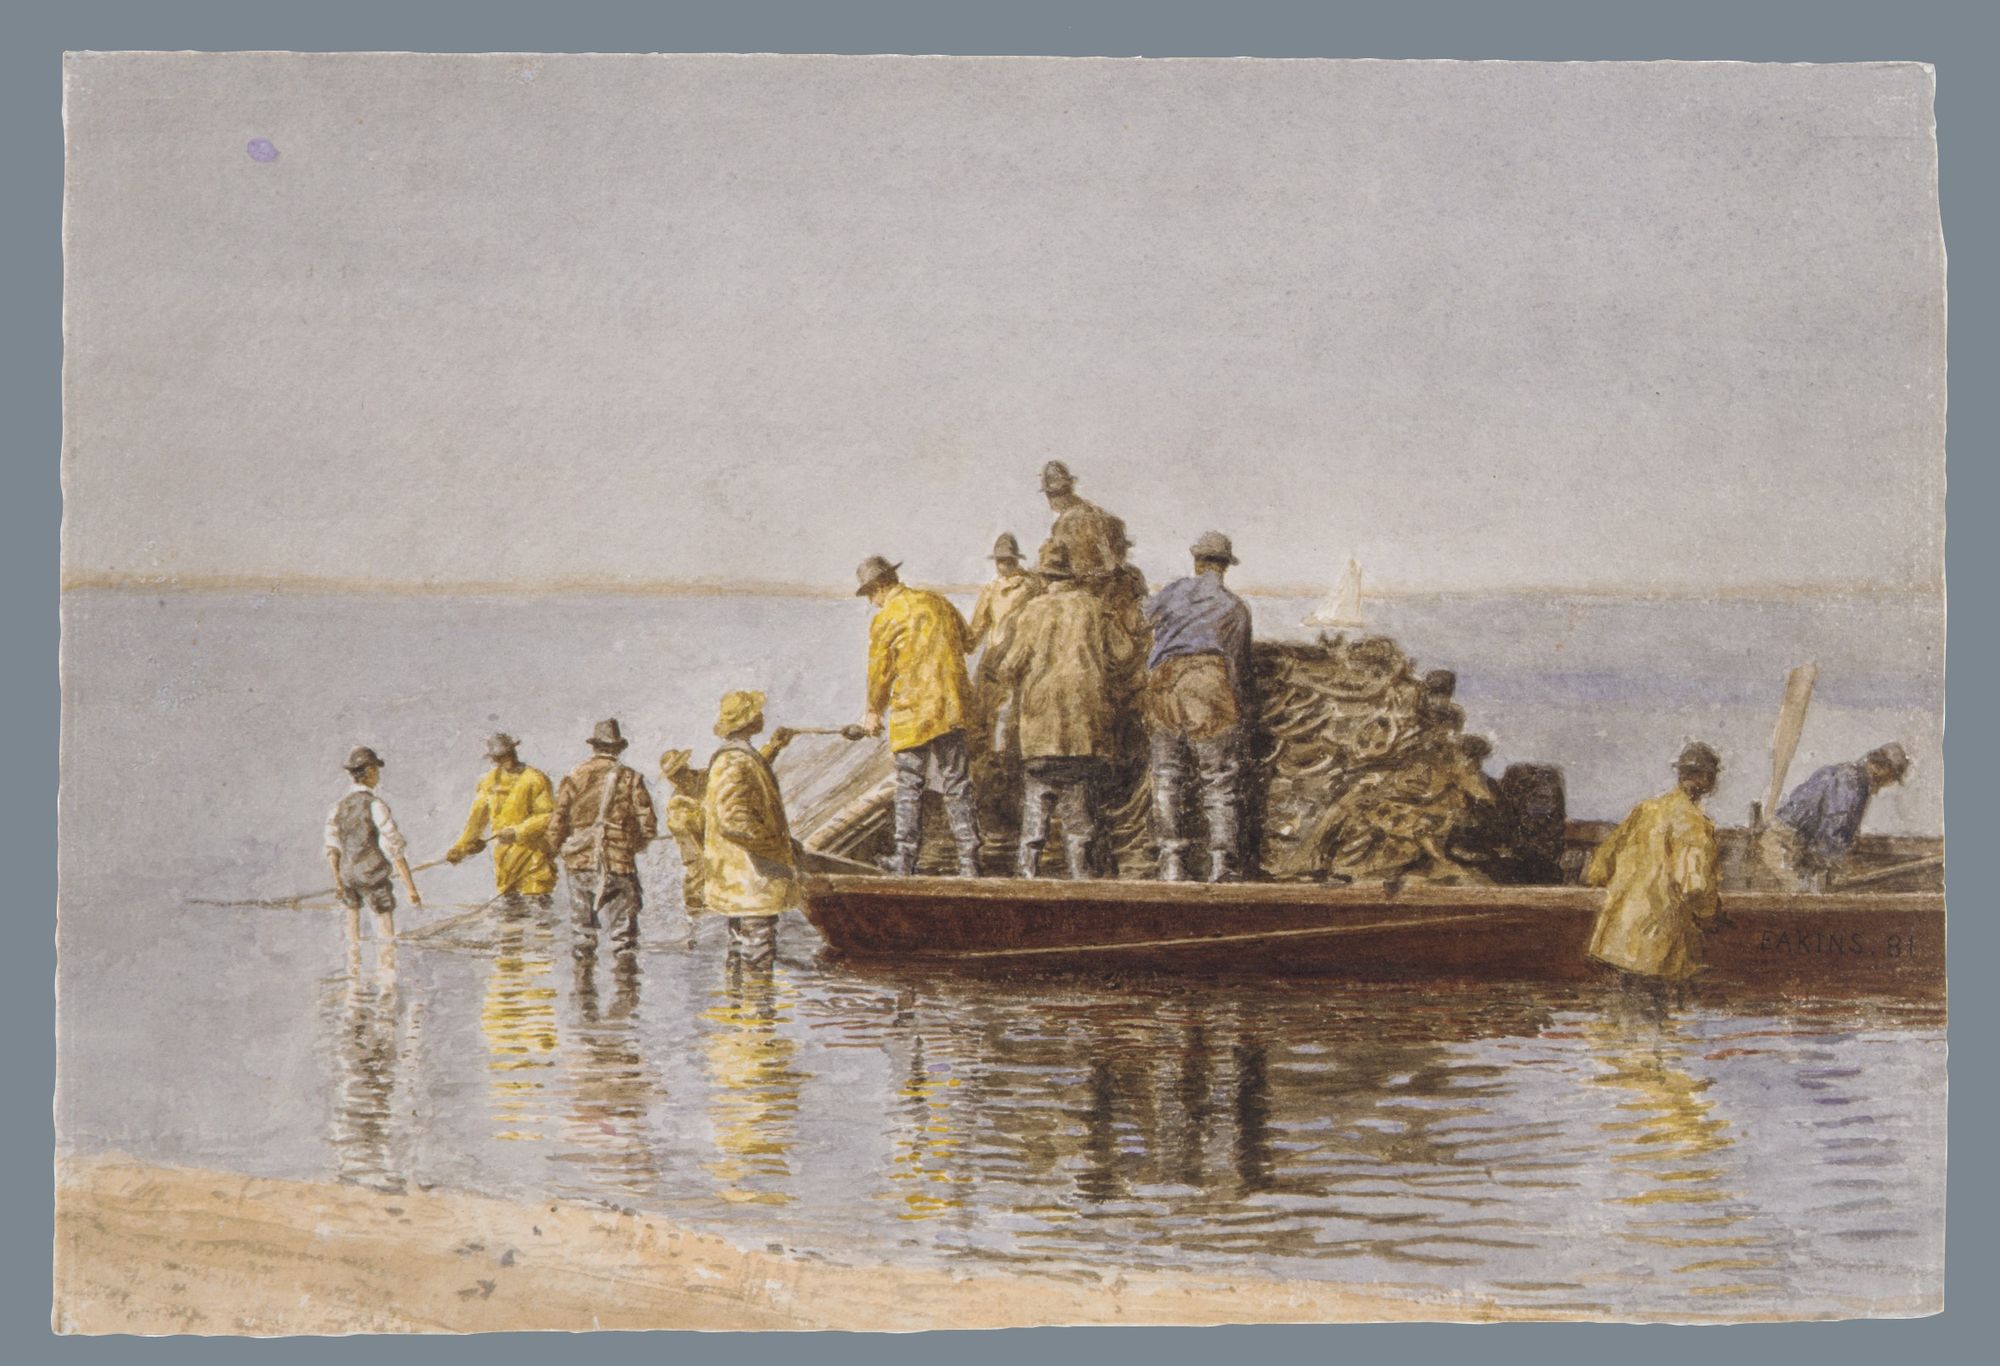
[479,909,559,1142]
[889,1031,968,1220]
[701,956,803,1205]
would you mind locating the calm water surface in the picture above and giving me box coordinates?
[57,589,1947,1318]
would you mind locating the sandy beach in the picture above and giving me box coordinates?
[54,1154,1572,1333]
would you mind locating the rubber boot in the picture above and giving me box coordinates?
[1016,841,1045,879]
[1207,848,1241,883]
[1157,840,1191,883]
[947,802,981,879]
[880,842,920,877]
[1064,837,1097,881]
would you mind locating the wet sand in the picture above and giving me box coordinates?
[53,1154,1580,1333]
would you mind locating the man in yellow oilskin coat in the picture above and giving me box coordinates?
[855,555,981,877]
[446,733,557,902]
[702,690,803,964]
[1584,741,1724,982]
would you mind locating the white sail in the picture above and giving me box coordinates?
[1303,558,1366,628]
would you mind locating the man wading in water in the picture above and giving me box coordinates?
[324,746,423,949]
[546,719,658,956]
[1584,742,1724,1002]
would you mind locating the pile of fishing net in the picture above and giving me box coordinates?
[787,633,1565,884]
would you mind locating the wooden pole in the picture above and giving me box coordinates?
[1759,663,1818,826]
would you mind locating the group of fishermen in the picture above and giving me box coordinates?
[319,457,1917,981]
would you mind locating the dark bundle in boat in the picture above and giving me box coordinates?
[785,633,1565,884]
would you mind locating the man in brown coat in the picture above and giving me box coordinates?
[546,719,659,952]
[984,544,1143,878]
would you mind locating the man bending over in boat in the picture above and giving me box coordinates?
[1584,742,1722,987]
[1756,743,1910,892]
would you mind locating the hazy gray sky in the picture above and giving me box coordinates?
[62,55,1943,593]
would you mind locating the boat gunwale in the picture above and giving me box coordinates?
[801,874,1944,916]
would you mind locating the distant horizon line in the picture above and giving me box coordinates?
[58,569,1946,603]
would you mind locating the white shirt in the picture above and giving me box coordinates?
[323,782,409,862]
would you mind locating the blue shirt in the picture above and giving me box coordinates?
[1143,574,1254,695]
[1775,761,1873,866]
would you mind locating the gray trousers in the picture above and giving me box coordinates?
[1020,756,1107,870]
[567,869,643,950]
[892,730,979,859]
[1150,726,1244,856]
[725,914,780,965]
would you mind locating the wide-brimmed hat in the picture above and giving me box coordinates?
[659,747,694,780]
[854,555,902,596]
[1674,741,1722,776]
[484,732,519,761]
[345,745,385,774]
[1867,742,1911,779]
[989,532,1023,561]
[1040,460,1075,494]
[714,689,767,738]
[1190,531,1239,565]
[1037,543,1075,580]
[588,719,629,753]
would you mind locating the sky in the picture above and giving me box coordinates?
[61,55,1945,594]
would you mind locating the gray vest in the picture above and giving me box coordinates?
[334,789,392,889]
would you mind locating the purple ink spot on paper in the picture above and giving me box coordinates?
[246,138,279,163]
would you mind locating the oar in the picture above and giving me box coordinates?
[1756,663,1818,826]
[190,855,452,910]
[1833,854,1944,890]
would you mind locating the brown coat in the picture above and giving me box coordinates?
[985,583,1141,760]
[545,755,658,875]
[1040,494,1131,580]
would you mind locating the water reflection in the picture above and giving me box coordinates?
[700,953,805,1205]
[554,943,667,1197]
[327,939,405,1192]
[478,901,559,1143]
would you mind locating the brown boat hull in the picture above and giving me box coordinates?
[801,875,1945,996]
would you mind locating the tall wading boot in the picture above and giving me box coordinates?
[1064,837,1097,881]
[947,799,981,879]
[1016,841,1045,879]
[880,842,920,877]
[1157,840,1191,883]
[1207,847,1241,884]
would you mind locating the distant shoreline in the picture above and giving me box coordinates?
[58,571,1944,604]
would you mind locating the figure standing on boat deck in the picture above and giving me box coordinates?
[702,690,804,964]
[856,555,981,876]
[984,543,1142,878]
[1038,461,1146,614]
[1583,742,1723,982]
[324,746,423,939]
[1756,743,1910,891]
[1142,532,1255,882]
[445,733,556,905]
[968,532,1044,750]
[545,720,657,953]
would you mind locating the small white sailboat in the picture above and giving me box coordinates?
[1302,557,1367,629]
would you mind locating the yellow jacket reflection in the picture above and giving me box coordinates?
[867,586,975,752]
[1585,786,1720,980]
[449,765,557,895]
[701,743,803,916]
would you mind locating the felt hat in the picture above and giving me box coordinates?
[1189,531,1239,565]
[990,532,1023,560]
[1867,742,1911,780]
[658,747,694,780]
[484,732,519,761]
[854,555,902,596]
[588,719,629,753]
[1040,460,1076,494]
[1674,741,1723,777]
[344,746,385,774]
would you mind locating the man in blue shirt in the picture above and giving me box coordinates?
[1142,532,1255,882]
[1759,743,1910,889]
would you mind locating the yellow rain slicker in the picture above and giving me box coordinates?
[867,586,975,753]
[449,765,558,895]
[1584,786,1720,981]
